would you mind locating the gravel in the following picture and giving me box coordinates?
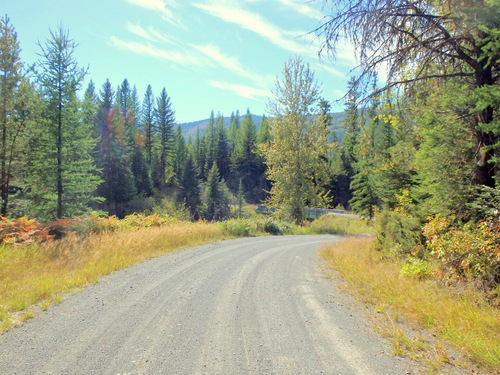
[0,235,416,374]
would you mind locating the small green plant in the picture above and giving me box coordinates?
[400,257,433,280]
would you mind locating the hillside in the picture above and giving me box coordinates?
[179,112,346,142]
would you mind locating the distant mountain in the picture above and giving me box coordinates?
[179,114,263,139]
[178,112,346,142]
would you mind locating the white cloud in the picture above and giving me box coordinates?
[124,0,181,26]
[110,36,201,65]
[194,2,315,57]
[192,44,267,87]
[274,0,324,20]
[126,22,176,44]
[210,81,271,100]
[315,63,345,79]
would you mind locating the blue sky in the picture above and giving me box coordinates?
[4,0,356,123]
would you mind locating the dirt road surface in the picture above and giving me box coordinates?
[0,235,415,374]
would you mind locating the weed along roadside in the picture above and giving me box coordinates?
[320,236,500,374]
[0,213,368,334]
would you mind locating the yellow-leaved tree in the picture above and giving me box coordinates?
[261,56,331,224]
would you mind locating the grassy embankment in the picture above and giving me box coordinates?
[321,237,500,373]
[0,212,369,334]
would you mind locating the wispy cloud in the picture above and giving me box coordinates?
[315,63,346,79]
[192,43,268,87]
[126,22,176,44]
[210,80,271,100]
[124,0,181,26]
[194,2,315,57]
[110,36,202,65]
[275,0,324,20]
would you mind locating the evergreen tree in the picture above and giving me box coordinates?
[35,26,100,218]
[201,162,231,221]
[236,178,245,218]
[228,110,240,149]
[233,110,260,202]
[193,128,205,179]
[0,16,23,216]
[334,77,362,208]
[95,79,135,216]
[349,128,378,219]
[256,115,272,144]
[154,87,175,191]
[173,124,186,184]
[142,84,155,167]
[204,110,217,176]
[215,112,230,182]
[176,153,201,218]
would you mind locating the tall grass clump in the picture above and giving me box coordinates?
[300,214,375,235]
[320,237,500,372]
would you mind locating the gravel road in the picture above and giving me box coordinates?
[0,235,415,375]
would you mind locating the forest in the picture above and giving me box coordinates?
[1,0,500,299]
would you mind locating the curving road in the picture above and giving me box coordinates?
[0,235,414,374]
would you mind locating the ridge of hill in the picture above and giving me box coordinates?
[179,112,346,141]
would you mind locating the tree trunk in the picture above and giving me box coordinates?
[474,63,497,187]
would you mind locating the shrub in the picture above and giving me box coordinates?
[400,257,434,280]
[0,216,51,244]
[423,215,500,290]
[221,219,254,237]
[375,209,423,255]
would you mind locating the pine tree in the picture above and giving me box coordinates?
[233,110,260,202]
[215,112,230,182]
[0,16,23,216]
[256,115,272,144]
[193,128,205,179]
[95,79,135,216]
[201,162,231,221]
[142,84,155,167]
[204,110,217,176]
[173,125,186,184]
[236,178,245,218]
[176,153,201,218]
[36,26,100,218]
[154,87,175,191]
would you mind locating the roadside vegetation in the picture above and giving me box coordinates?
[321,237,500,373]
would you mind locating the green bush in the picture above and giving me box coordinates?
[221,219,254,237]
[400,257,434,280]
[375,209,423,255]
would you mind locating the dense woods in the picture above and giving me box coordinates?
[0,17,274,222]
[317,0,500,296]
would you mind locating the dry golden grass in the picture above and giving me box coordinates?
[0,222,227,333]
[320,237,500,373]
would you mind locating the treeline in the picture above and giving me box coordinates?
[0,17,273,221]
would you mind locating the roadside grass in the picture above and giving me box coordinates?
[320,237,500,373]
[299,214,375,235]
[0,221,226,333]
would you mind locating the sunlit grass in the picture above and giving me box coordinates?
[299,214,375,235]
[320,237,500,372]
[0,221,227,333]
